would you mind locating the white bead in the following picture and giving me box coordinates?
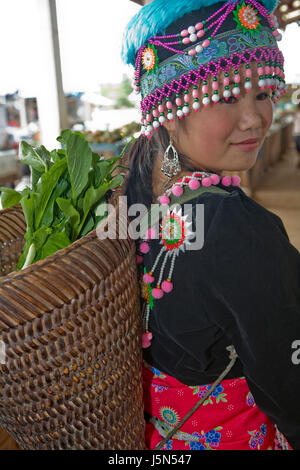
[188,26,196,34]
[223,89,231,98]
[141,125,146,134]
[182,106,189,114]
[147,125,153,132]
[232,86,240,95]
[192,101,200,110]
[177,109,184,117]
[189,33,197,42]
[167,113,174,120]
[202,97,210,106]
[153,121,160,129]
[266,78,272,87]
[195,45,203,53]
[244,81,252,90]
[258,79,265,88]
[212,94,220,102]
[145,130,150,136]
[159,116,165,123]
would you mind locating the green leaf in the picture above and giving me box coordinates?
[0,187,22,209]
[40,178,70,227]
[56,197,81,241]
[82,183,110,216]
[50,149,66,163]
[58,130,92,202]
[110,174,124,189]
[32,225,53,251]
[91,152,100,168]
[79,213,95,238]
[20,141,49,173]
[40,228,71,260]
[20,192,36,238]
[75,182,111,237]
[34,157,68,230]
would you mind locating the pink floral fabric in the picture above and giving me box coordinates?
[142,361,291,450]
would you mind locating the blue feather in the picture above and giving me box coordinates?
[121,0,280,66]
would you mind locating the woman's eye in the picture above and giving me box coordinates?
[219,96,237,104]
[257,92,271,100]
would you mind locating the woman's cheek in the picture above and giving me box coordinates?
[261,100,273,132]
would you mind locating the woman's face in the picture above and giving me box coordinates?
[165,62,274,173]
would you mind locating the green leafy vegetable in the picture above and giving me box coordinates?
[0,129,133,270]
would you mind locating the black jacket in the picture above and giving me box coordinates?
[141,182,300,449]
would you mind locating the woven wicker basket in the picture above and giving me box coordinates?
[0,203,146,450]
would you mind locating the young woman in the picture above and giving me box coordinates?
[121,0,300,450]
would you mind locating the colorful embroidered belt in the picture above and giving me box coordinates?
[142,361,291,450]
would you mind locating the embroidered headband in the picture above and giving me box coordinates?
[121,0,287,138]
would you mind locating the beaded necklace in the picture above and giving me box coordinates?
[137,171,241,348]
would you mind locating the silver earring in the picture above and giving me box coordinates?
[161,138,181,190]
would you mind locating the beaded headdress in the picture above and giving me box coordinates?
[122,0,286,137]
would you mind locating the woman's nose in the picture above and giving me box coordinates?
[237,94,263,131]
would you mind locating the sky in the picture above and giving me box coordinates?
[0,0,140,96]
[0,0,299,96]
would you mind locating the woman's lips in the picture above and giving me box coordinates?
[231,139,259,151]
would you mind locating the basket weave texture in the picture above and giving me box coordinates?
[0,204,146,450]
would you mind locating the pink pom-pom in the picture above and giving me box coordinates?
[142,332,153,348]
[152,287,164,299]
[140,242,150,254]
[159,195,170,205]
[147,227,157,239]
[202,177,212,187]
[143,272,154,284]
[172,185,184,197]
[221,176,231,187]
[210,174,220,185]
[136,255,143,264]
[189,179,200,190]
[231,175,241,186]
[161,280,173,293]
